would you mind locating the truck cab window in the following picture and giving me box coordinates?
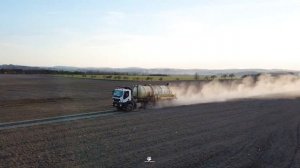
[113,90,123,98]
[123,91,129,99]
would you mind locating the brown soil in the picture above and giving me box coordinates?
[1,98,300,167]
[0,74,165,122]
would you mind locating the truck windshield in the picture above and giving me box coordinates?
[113,90,123,98]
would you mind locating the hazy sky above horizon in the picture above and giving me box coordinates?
[1,0,300,70]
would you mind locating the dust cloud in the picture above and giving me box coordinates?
[167,74,300,106]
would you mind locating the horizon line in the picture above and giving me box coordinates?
[1,64,299,72]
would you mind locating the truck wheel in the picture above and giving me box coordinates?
[126,103,133,112]
[142,102,147,109]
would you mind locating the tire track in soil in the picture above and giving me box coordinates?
[0,110,119,130]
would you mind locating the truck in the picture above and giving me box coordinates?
[112,84,176,111]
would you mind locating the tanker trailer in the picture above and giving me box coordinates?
[112,84,176,111]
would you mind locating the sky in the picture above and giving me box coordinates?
[0,0,300,70]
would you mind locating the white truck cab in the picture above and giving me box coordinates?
[112,87,135,111]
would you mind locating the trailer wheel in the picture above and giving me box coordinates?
[142,102,147,109]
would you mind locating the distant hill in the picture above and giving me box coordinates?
[50,66,299,76]
[0,64,299,76]
[0,64,43,70]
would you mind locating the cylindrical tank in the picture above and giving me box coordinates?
[132,85,175,101]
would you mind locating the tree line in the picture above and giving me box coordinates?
[0,69,169,76]
[0,69,77,74]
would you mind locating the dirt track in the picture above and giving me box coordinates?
[1,98,300,167]
[0,110,118,130]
